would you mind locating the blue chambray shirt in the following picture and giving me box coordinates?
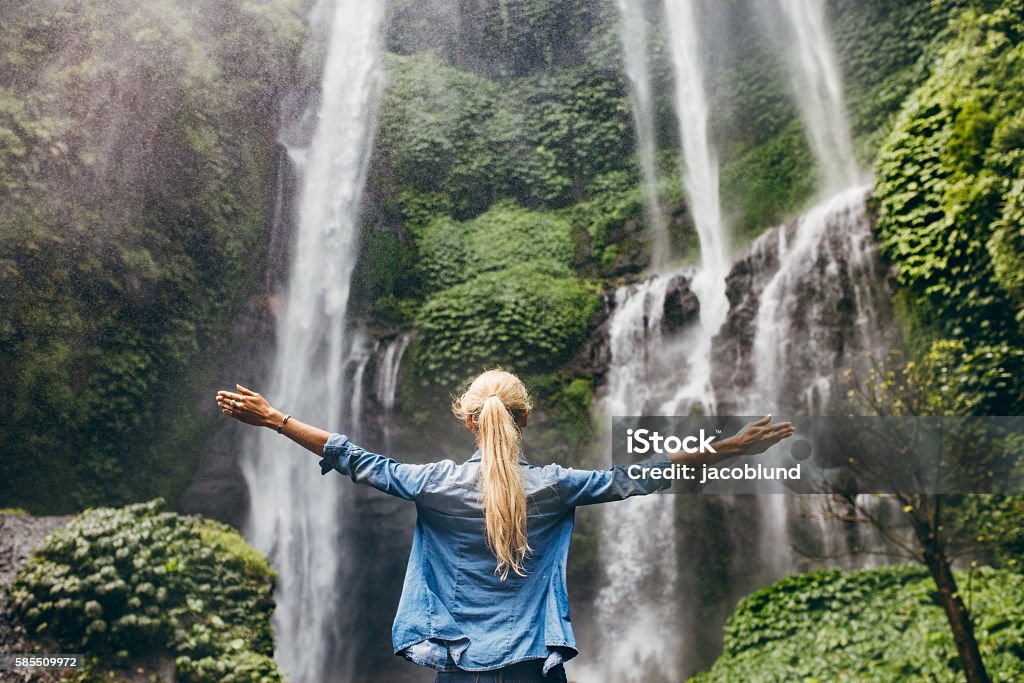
[318,433,673,674]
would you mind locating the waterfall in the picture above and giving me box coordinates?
[375,333,412,413]
[747,186,884,415]
[584,1,890,665]
[771,0,859,192]
[347,336,374,432]
[578,277,687,683]
[733,186,893,580]
[374,333,412,449]
[577,187,894,680]
[741,0,872,580]
[614,0,670,269]
[239,1,385,681]
[662,0,729,412]
[581,4,731,679]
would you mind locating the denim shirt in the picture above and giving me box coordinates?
[318,433,673,673]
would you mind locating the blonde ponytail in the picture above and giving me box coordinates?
[453,369,533,579]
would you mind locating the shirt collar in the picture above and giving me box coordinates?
[466,449,529,465]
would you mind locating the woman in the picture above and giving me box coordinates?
[216,369,793,682]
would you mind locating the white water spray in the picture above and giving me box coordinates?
[375,333,412,448]
[240,1,385,680]
[614,0,670,269]
[773,0,858,192]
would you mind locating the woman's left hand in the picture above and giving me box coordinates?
[216,385,280,428]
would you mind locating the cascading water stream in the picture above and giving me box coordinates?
[577,277,686,683]
[578,2,900,679]
[749,186,879,414]
[755,0,868,407]
[239,1,385,681]
[582,1,729,680]
[614,0,670,269]
[375,334,412,414]
[662,0,730,412]
[735,186,893,578]
[744,0,868,580]
[375,333,412,449]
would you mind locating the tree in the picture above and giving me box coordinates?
[806,349,1024,683]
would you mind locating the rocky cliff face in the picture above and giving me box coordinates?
[0,514,73,683]
[712,187,896,415]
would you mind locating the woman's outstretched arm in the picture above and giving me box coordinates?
[555,415,796,505]
[216,384,438,500]
[216,384,328,457]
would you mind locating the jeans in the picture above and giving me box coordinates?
[434,660,567,683]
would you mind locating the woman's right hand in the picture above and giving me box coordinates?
[725,415,795,456]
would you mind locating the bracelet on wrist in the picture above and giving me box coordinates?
[276,414,291,434]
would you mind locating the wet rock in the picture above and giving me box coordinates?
[661,274,700,335]
[562,290,614,378]
[711,223,789,412]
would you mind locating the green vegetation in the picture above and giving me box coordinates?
[691,565,1024,682]
[378,52,634,216]
[873,0,1024,415]
[376,52,624,417]
[413,201,577,291]
[6,499,280,682]
[0,0,305,512]
[411,262,599,393]
[720,121,816,240]
[831,0,965,160]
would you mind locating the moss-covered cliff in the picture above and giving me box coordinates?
[0,0,305,512]
[873,0,1024,415]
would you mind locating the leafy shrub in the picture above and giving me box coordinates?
[719,121,816,239]
[692,564,1024,682]
[831,0,963,157]
[378,53,513,219]
[562,167,646,254]
[6,499,280,682]
[410,262,599,392]
[915,339,1024,415]
[511,69,633,206]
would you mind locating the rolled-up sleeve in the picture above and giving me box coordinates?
[551,457,675,507]
[318,434,437,501]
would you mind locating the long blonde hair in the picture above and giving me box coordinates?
[452,369,533,579]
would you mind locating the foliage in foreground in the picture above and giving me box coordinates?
[6,499,280,682]
[691,564,1024,682]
